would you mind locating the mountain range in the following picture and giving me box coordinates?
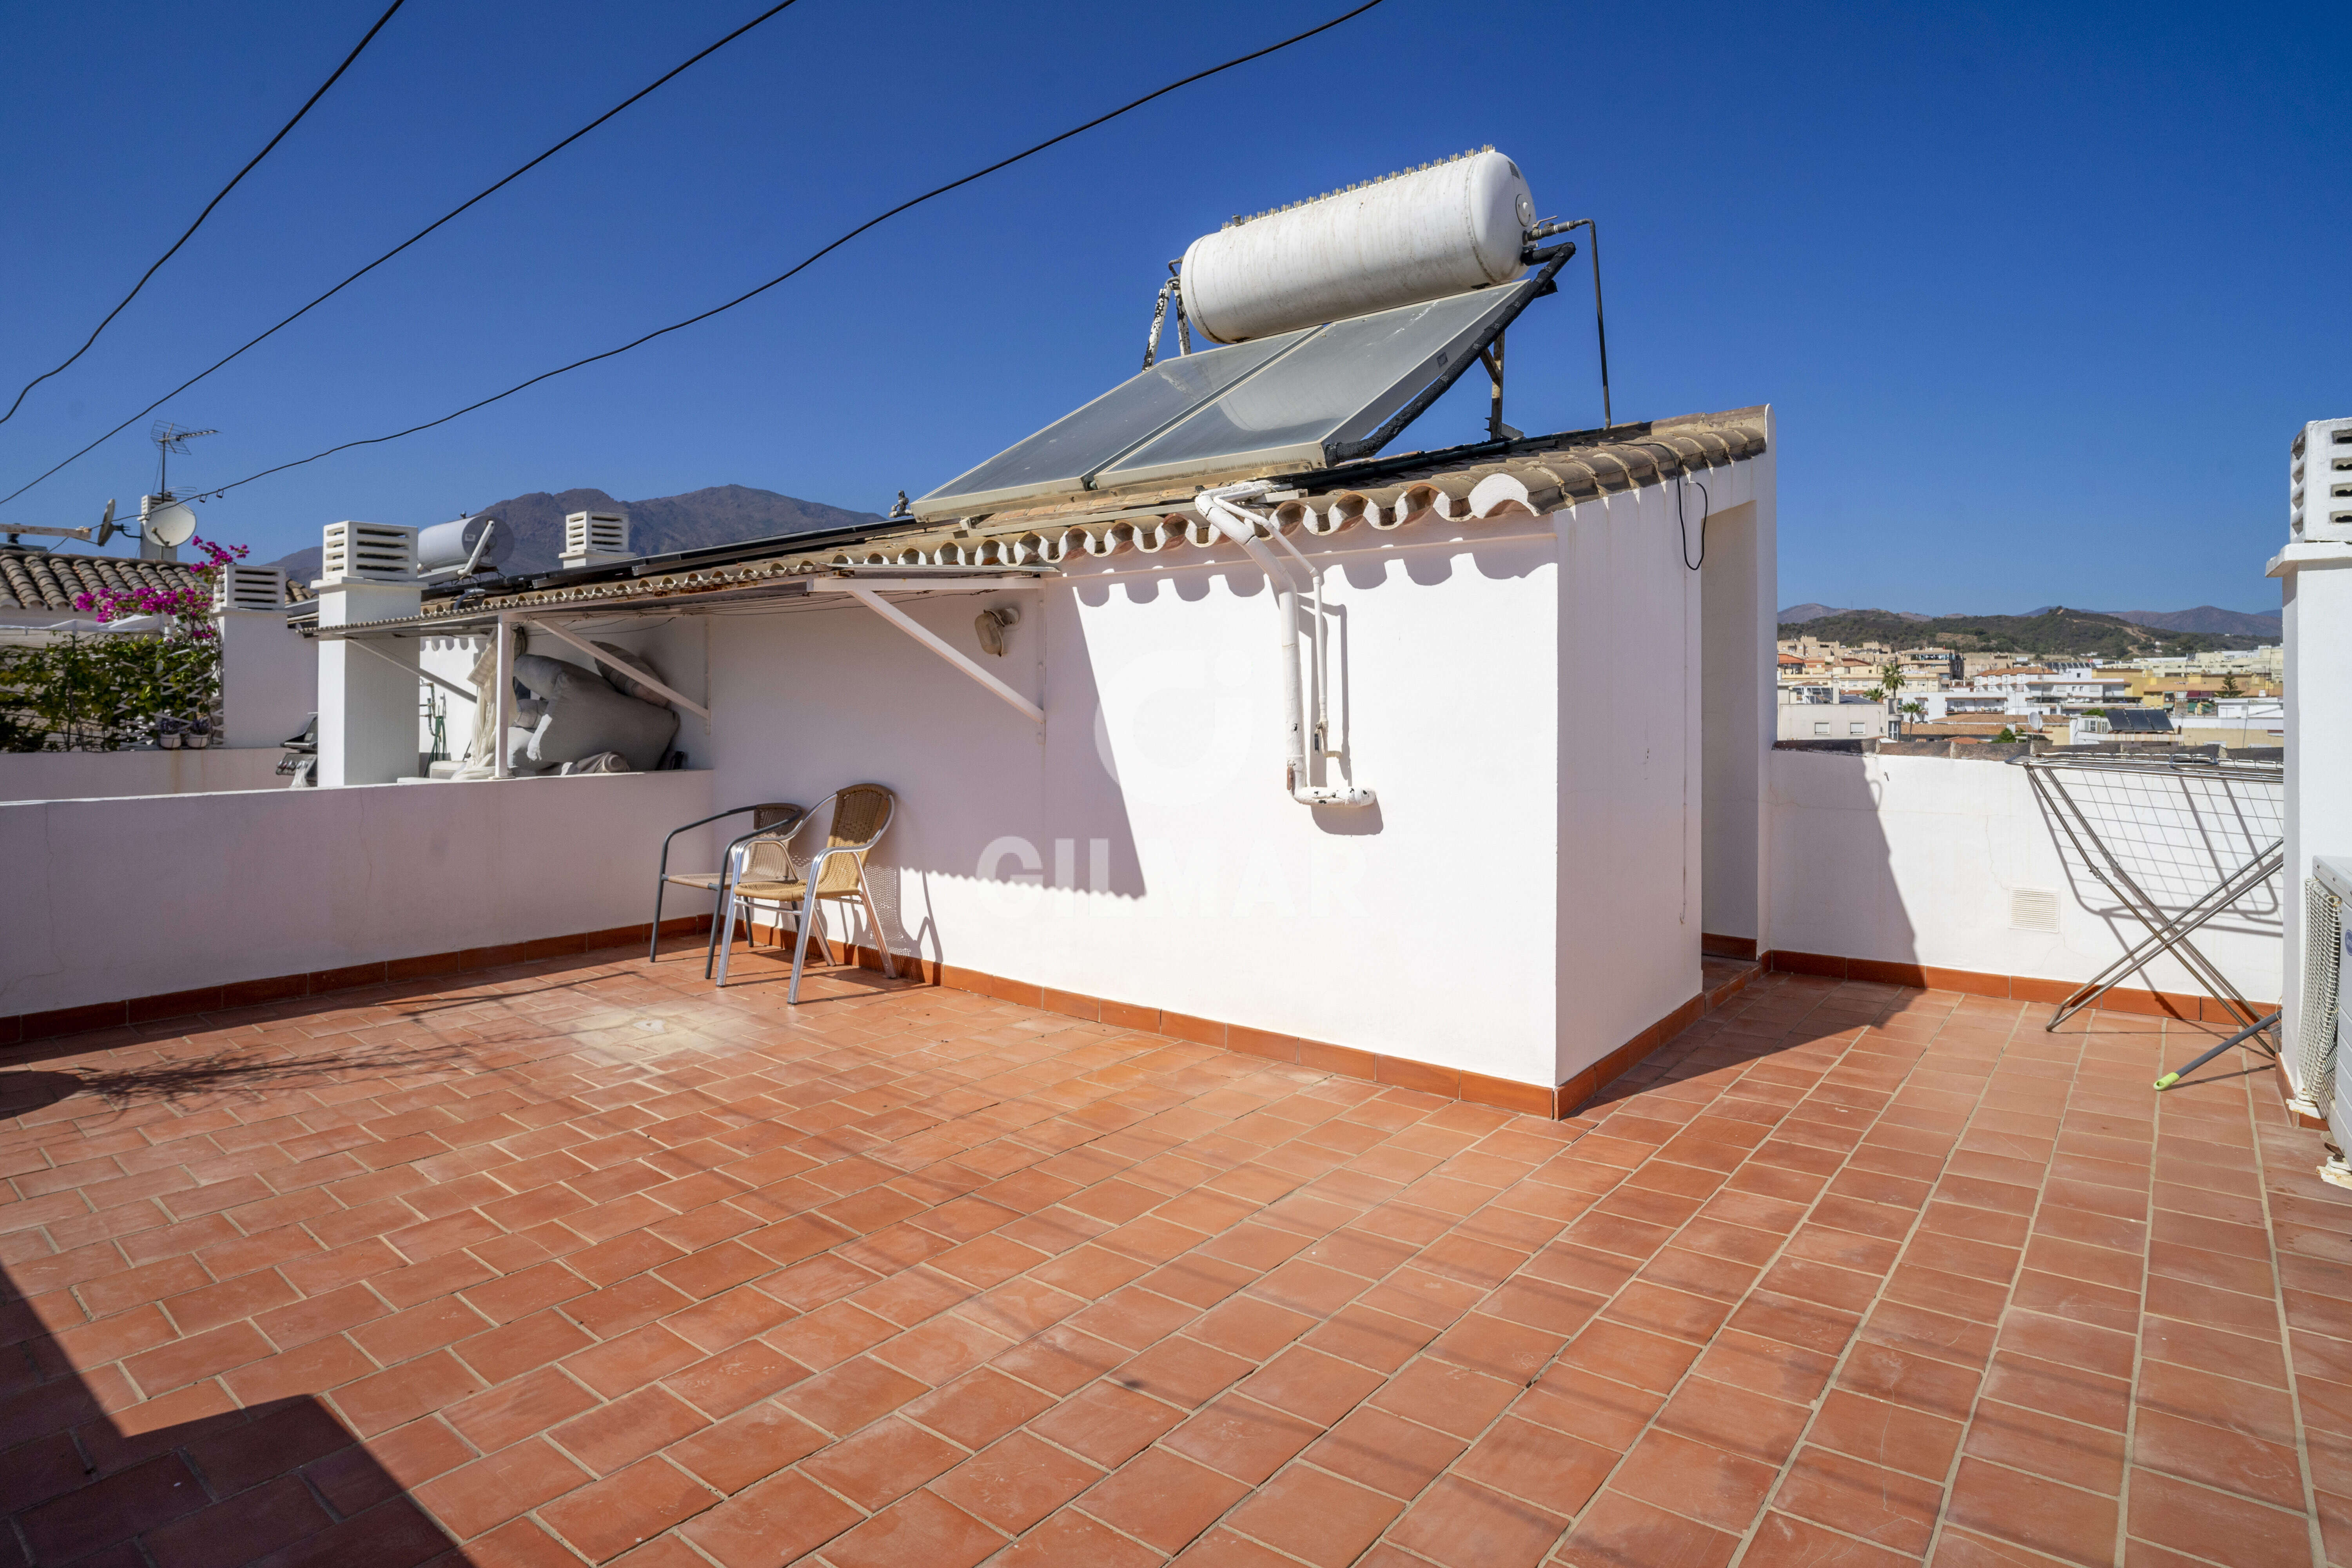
[265,484,886,583]
[1778,606,2273,660]
[1780,603,2281,638]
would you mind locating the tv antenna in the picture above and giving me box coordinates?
[152,421,217,496]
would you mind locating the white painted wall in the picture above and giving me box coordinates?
[2269,544,2352,1117]
[669,462,1769,1090]
[0,770,714,1017]
[1701,503,1765,947]
[0,747,285,802]
[317,583,422,786]
[1769,749,2281,1005]
[217,610,316,749]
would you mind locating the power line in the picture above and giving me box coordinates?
[0,0,811,512]
[175,0,1392,505]
[0,0,408,429]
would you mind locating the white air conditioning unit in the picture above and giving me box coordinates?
[2290,418,2352,544]
[213,564,285,612]
[561,510,630,569]
[320,521,417,583]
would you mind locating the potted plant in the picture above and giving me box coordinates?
[156,714,186,750]
[186,715,212,750]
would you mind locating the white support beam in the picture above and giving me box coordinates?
[520,615,712,721]
[824,582,1044,725]
[494,612,514,780]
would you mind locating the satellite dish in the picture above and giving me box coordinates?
[94,499,117,548]
[146,501,197,547]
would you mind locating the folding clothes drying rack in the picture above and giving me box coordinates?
[2014,752,2284,1037]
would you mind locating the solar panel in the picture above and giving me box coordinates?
[1094,285,1532,488]
[913,278,1541,519]
[911,330,1311,517]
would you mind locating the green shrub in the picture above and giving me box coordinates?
[0,633,220,751]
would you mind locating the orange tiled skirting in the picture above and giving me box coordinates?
[1762,948,2279,1025]
[0,918,1766,1125]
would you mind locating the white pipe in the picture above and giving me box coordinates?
[493,612,513,780]
[1197,486,1373,808]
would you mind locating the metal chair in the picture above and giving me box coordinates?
[711,784,897,1001]
[648,803,804,963]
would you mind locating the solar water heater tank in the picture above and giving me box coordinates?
[415,514,511,577]
[1179,148,1536,345]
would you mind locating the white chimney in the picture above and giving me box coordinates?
[561,509,631,569]
[212,564,285,613]
[320,521,417,584]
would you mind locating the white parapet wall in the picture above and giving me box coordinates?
[0,769,715,1019]
[0,748,287,802]
[1769,748,2281,1005]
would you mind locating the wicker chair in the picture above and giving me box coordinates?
[647,803,804,964]
[711,784,898,1001]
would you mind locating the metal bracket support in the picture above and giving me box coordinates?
[519,615,712,720]
[814,580,1044,725]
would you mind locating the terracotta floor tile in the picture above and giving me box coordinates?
[551,1387,711,1475]
[1076,1447,1250,1553]
[899,1367,1055,1450]
[679,1469,859,1568]
[813,1488,1001,1568]
[1946,1455,2120,1566]
[1610,1427,1779,1534]
[991,1506,1162,1567]
[930,1430,1101,1533]
[1029,1379,1186,1467]
[412,1437,590,1541]
[1221,1464,1405,1567]
[1554,1491,1739,1568]
[1450,1414,1613,1517]
[10,963,2352,1568]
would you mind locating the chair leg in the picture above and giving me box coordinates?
[858,880,897,978]
[704,893,726,979]
[649,879,666,964]
[788,897,819,1005]
[812,902,837,967]
[714,894,741,986]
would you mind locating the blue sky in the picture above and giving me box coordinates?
[0,0,2341,613]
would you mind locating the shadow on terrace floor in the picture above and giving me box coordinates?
[2,946,2346,1566]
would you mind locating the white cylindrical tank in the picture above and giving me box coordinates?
[415,514,511,575]
[1179,148,1536,345]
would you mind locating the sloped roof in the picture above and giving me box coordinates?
[337,408,1769,631]
[0,546,201,613]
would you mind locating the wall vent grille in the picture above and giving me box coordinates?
[2010,888,2061,933]
[2293,877,2344,1109]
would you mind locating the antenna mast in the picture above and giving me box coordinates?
[151,421,217,497]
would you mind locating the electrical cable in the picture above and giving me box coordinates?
[0,0,811,512]
[1627,441,1710,570]
[0,0,409,429]
[167,0,1391,505]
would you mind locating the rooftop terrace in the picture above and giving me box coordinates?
[2,945,2341,1567]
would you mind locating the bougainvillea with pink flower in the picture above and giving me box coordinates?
[71,537,248,641]
[0,537,250,750]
